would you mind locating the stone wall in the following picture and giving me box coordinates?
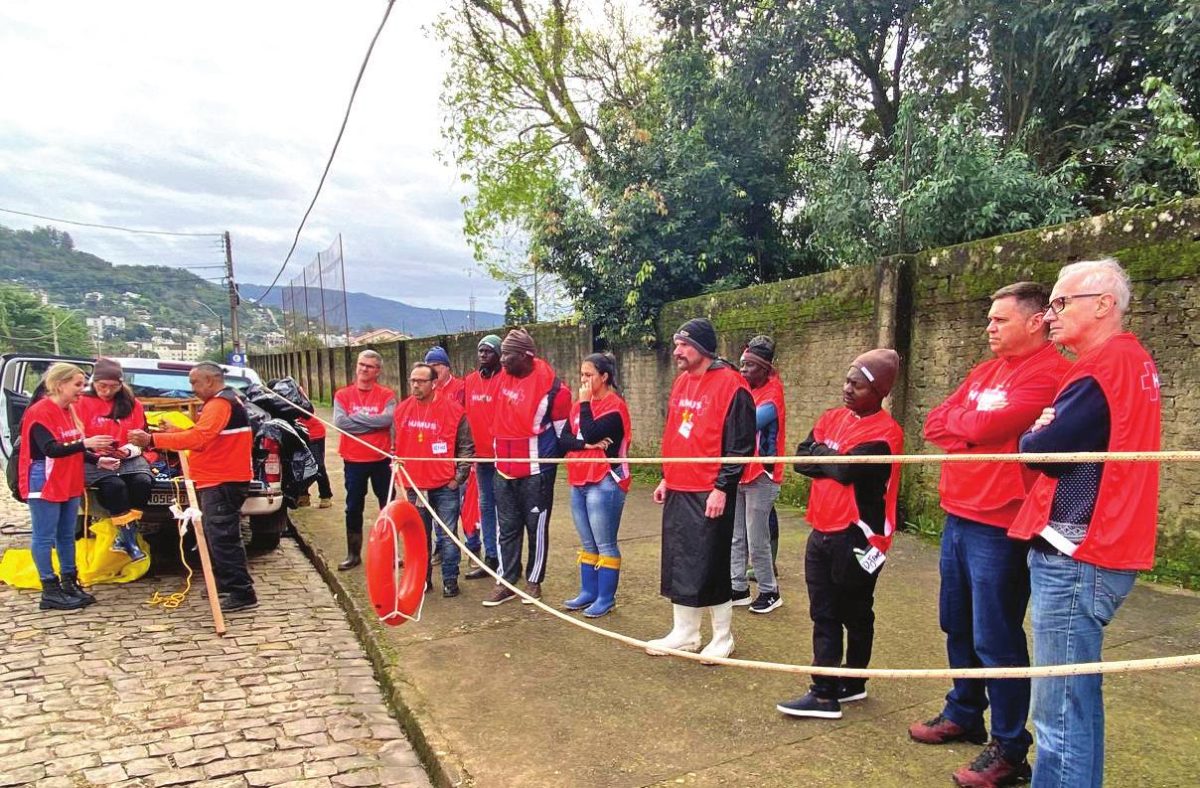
[250,199,1200,571]
[901,202,1200,543]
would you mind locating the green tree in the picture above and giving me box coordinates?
[802,99,1083,266]
[0,285,91,356]
[504,286,536,324]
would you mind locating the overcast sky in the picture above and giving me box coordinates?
[0,1,516,313]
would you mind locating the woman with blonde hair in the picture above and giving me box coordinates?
[77,358,152,560]
[19,363,114,609]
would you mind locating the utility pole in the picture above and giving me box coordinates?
[224,231,241,354]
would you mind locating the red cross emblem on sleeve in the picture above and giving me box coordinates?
[1140,362,1160,402]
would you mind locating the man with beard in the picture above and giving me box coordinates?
[646,318,755,663]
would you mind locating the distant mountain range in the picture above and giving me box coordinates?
[238,283,504,337]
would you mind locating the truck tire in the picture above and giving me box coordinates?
[248,508,288,552]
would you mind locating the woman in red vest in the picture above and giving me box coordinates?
[776,349,903,720]
[558,353,632,618]
[76,358,152,561]
[20,363,114,610]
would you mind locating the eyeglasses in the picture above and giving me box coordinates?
[357,363,380,370]
[1045,293,1104,315]
[409,377,434,384]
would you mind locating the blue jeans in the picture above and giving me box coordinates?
[1029,548,1136,788]
[939,515,1033,760]
[343,460,391,532]
[408,486,461,583]
[568,475,626,558]
[29,496,80,580]
[465,462,499,559]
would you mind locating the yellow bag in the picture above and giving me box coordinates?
[0,517,151,589]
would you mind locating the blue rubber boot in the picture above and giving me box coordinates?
[583,558,619,618]
[563,552,599,610]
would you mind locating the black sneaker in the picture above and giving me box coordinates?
[749,591,782,614]
[838,682,868,703]
[442,581,460,598]
[219,593,258,613]
[731,588,751,607]
[776,691,842,719]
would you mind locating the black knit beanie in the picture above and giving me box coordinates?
[673,318,718,358]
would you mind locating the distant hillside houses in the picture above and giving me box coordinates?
[351,328,408,345]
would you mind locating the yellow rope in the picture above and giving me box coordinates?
[147,477,193,610]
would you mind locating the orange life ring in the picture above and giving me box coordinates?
[365,499,428,626]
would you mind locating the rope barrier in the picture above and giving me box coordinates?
[267,390,1200,679]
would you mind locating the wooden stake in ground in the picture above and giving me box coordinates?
[176,451,227,636]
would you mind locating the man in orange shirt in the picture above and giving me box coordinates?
[129,363,257,613]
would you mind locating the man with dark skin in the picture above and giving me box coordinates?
[483,329,570,606]
[128,363,257,612]
[730,336,786,613]
[463,335,503,578]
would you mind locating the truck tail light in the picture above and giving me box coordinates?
[262,437,281,484]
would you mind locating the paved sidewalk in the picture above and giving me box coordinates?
[291,412,1200,787]
[0,488,431,788]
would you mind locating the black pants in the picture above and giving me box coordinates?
[197,483,254,598]
[805,528,881,697]
[344,460,391,532]
[304,438,333,499]
[93,473,152,518]
[661,489,735,607]
[494,470,556,584]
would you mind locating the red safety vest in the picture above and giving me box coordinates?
[393,395,463,490]
[932,343,1071,527]
[19,397,85,502]
[1009,332,1161,570]
[493,358,566,478]
[742,374,787,485]
[299,414,326,441]
[335,384,396,463]
[464,369,501,459]
[76,391,146,446]
[437,374,465,407]
[662,364,750,492]
[565,393,632,491]
[804,407,904,552]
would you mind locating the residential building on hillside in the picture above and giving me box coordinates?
[351,328,407,345]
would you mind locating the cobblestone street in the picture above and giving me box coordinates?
[0,487,431,788]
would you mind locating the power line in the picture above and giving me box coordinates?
[12,276,228,294]
[252,0,396,305]
[0,206,222,238]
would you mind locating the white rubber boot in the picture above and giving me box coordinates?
[700,601,735,664]
[645,604,703,656]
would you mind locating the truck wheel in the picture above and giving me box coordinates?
[248,508,288,552]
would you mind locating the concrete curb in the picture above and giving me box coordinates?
[286,525,471,787]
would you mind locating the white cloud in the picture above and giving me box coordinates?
[0,0,511,314]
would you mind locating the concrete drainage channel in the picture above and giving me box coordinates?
[288,523,470,788]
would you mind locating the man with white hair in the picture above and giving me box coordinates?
[1009,258,1161,788]
[333,349,397,571]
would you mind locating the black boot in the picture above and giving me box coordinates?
[338,528,363,571]
[60,571,96,607]
[39,577,86,611]
[465,554,498,580]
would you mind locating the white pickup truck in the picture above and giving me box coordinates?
[0,353,289,551]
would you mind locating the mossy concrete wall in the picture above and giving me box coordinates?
[251,199,1200,580]
[900,201,1200,576]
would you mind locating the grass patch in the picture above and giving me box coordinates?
[902,515,944,545]
[1145,533,1200,591]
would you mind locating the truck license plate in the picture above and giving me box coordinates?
[148,491,177,507]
